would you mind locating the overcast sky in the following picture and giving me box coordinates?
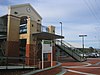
[0,0,100,48]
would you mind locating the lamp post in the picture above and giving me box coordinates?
[57,22,62,61]
[59,22,62,44]
[79,34,87,57]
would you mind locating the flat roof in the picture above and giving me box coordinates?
[32,32,64,40]
[0,14,8,18]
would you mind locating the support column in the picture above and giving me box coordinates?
[48,26,56,65]
[6,15,20,58]
[25,17,38,66]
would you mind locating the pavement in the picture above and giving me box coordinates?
[60,57,100,75]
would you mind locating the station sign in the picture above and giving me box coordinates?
[42,40,52,53]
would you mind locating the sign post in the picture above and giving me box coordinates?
[42,40,53,69]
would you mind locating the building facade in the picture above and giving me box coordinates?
[0,4,63,67]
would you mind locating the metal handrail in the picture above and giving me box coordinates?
[0,56,36,60]
[57,41,81,57]
[56,40,86,61]
[0,56,37,69]
[0,56,35,66]
[62,40,84,54]
[41,25,49,32]
[19,24,49,33]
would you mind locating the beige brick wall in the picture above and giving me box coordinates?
[48,26,55,34]
[7,15,20,41]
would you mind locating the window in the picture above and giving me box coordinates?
[20,16,28,33]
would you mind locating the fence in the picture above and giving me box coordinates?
[0,56,36,69]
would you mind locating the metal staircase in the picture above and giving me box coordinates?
[56,40,87,62]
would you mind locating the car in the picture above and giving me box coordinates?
[79,53,88,57]
[88,53,100,58]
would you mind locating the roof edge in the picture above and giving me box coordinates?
[8,3,42,19]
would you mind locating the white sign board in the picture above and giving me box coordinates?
[42,40,53,69]
[42,40,52,53]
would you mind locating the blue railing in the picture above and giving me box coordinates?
[41,25,49,32]
[20,24,49,34]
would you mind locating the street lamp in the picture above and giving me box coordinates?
[56,22,62,61]
[59,22,62,44]
[79,34,87,57]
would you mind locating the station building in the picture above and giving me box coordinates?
[0,4,87,71]
[0,3,64,67]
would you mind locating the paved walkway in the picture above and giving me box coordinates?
[61,58,100,75]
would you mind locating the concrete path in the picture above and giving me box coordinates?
[61,58,100,75]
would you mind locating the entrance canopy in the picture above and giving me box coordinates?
[32,32,64,40]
